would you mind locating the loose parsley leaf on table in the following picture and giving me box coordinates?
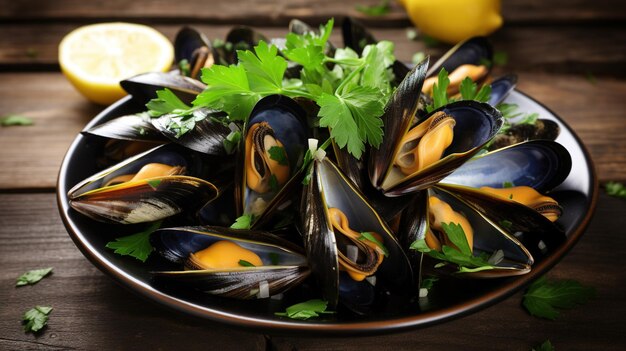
[275,299,335,320]
[105,221,162,262]
[23,306,53,333]
[355,0,391,17]
[1,114,34,126]
[605,181,626,199]
[16,267,53,287]
[411,222,496,273]
[532,340,555,351]
[522,276,595,320]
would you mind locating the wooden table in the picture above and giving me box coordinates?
[1,1,625,350]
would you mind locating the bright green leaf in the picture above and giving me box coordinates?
[16,267,53,287]
[105,221,161,262]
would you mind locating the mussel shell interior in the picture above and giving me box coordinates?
[441,140,572,193]
[429,187,533,276]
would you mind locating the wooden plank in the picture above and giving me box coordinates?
[1,71,624,191]
[0,0,623,25]
[0,193,266,351]
[1,24,625,77]
[0,192,624,349]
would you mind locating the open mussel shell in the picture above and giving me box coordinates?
[489,74,518,106]
[442,140,571,193]
[83,112,168,143]
[426,36,493,78]
[376,100,503,197]
[212,26,269,65]
[120,72,206,104]
[174,26,214,79]
[435,183,566,261]
[151,108,231,156]
[301,157,414,309]
[151,226,310,299]
[68,144,222,224]
[424,187,534,278]
[237,95,308,227]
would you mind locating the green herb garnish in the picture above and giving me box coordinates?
[605,181,626,199]
[179,59,191,77]
[268,146,288,165]
[150,20,394,159]
[269,252,280,265]
[493,51,508,66]
[223,130,241,154]
[459,77,491,102]
[238,259,256,267]
[420,275,439,290]
[355,0,391,16]
[523,276,595,320]
[503,181,515,188]
[105,221,161,262]
[412,52,426,64]
[16,267,53,287]
[411,222,495,273]
[268,173,280,192]
[275,299,335,320]
[498,219,513,230]
[230,214,254,229]
[358,232,389,257]
[422,35,439,47]
[146,179,162,189]
[1,114,33,126]
[23,306,52,333]
[532,340,555,351]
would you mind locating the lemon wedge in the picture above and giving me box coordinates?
[59,23,174,105]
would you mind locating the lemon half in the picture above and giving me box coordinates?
[59,22,174,105]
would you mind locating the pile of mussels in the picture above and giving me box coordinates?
[67,19,570,315]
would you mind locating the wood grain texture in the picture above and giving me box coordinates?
[1,71,624,191]
[2,24,625,77]
[0,0,624,24]
[0,192,624,350]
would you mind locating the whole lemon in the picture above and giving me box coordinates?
[399,0,503,44]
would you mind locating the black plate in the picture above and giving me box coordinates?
[57,90,597,335]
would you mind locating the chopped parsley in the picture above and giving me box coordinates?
[532,340,555,351]
[23,306,52,333]
[358,232,389,257]
[411,222,496,273]
[105,221,161,262]
[355,0,391,17]
[523,276,595,320]
[503,181,515,188]
[238,259,256,267]
[275,299,335,320]
[16,267,53,287]
[268,146,288,165]
[1,114,33,126]
[605,181,626,199]
[230,214,254,229]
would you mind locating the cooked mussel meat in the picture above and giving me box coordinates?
[151,226,309,299]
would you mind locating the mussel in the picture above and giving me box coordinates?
[68,144,222,224]
[120,71,206,104]
[151,226,309,299]
[174,26,214,79]
[301,157,413,311]
[236,95,308,227]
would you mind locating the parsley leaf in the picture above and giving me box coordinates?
[230,214,254,229]
[410,223,496,273]
[275,299,335,320]
[237,41,286,92]
[146,179,162,189]
[223,130,241,154]
[355,0,391,17]
[269,252,280,265]
[358,232,389,257]
[420,275,439,290]
[146,88,191,117]
[428,68,450,112]
[606,181,626,199]
[1,114,34,126]
[493,51,508,66]
[523,276,595,320]
[23,306,52,333]
[238,259,256,267]
[105,221,161,262]
[503,181,515,188]
[16,268,53,287]
[268,174,279,192]
[459,77,491,102]
[532,340,555,351]
[268,146,288,166]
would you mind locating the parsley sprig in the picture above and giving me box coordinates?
[275,299,335,320]
[148,19,395,159]
[105,221,162,262]
[23,306,53,333]
[425,68,492,113]
[16,267,53,287]
[410,222,498,273]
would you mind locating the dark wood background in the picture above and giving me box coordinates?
[1,1,625,350]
